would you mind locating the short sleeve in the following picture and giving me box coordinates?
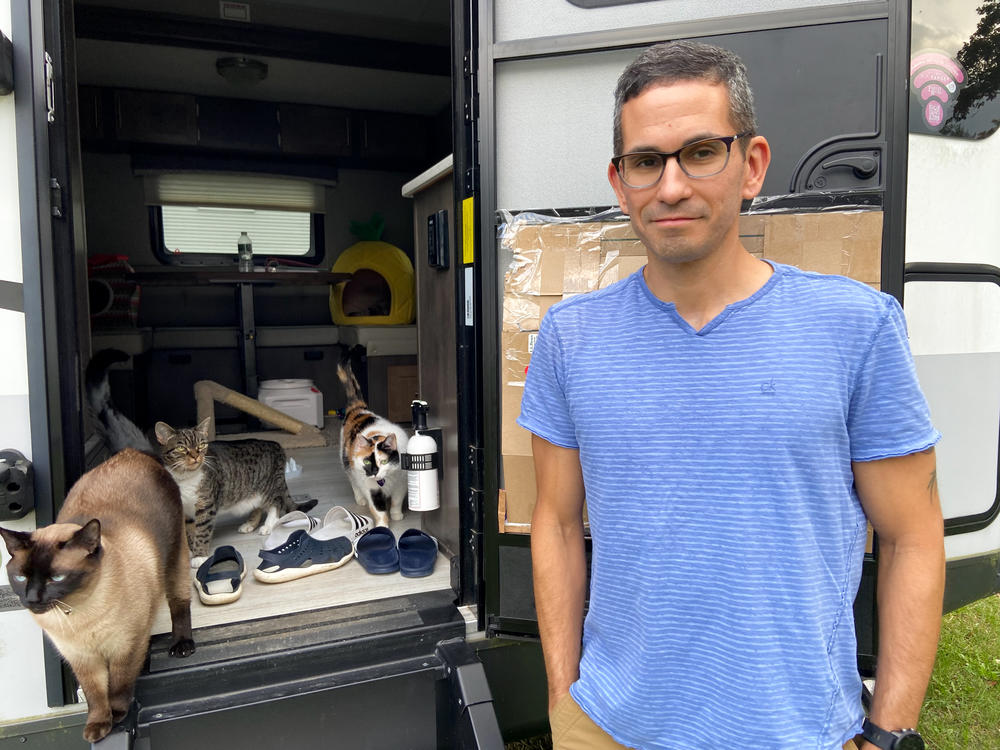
[848,295,941,461]
[516,313,579,449]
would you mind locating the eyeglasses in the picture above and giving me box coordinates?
[611,133,751,188]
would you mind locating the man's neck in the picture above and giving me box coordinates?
[642,240,773,331]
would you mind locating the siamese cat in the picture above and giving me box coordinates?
[337,361,409,527]
[0,449,195,743]
[154,419,317,567]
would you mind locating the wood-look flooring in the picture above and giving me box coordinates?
[151,442,450,635]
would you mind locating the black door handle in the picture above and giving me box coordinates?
[820,155,878,178]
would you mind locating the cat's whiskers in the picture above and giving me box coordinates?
[52,599,74,615]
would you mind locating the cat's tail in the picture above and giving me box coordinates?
[336,359,367,410]
[85,349,157,456]
[283,495,318,513]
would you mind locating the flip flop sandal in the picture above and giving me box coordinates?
[253,506,372,584]
[259,510,320,552]
[355,527,399,575]
[397,529,439,578]
[194,545,246,605]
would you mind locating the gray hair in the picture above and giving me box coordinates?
[612,40,758,156]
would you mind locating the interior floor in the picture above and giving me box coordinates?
[151,436,451,635]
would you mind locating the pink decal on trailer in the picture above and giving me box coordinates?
[909,49,968,130]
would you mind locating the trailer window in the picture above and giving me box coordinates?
[159,206,312,256]
[145,172,328,264]
[911,0,1000,140]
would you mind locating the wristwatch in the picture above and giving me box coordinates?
[861,718,925,750]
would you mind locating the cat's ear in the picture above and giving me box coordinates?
[67,520,101,555]
[381,434,397,452]
[195,417,212,440]
[154,422,175,445]
[0,527,32,555]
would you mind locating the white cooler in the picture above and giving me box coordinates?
[258,379,324,428]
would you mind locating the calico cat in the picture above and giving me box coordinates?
[337,361,409,527]
[0,449,195,743]
[154,418,317,566]
[85,348,156,455]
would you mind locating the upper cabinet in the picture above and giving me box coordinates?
[83,87,439,170]
[114,89,198,146]
[360,111,431,160]
[279,104,352,157]
[198,97,280,153]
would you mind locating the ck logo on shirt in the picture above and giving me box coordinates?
[760,378,777,394]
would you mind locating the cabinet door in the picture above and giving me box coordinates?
[78,86,105,142]
[114,89,198,145]
[198,97,279,153]
[279,104,352,157]
[361,111,430,160]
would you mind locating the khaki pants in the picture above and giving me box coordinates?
[548,692,861,750]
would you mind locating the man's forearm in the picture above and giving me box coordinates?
[865,539,945,742]
[531,505,588,707]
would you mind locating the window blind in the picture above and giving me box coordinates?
[144,172,327,213]
[161,206,311,256]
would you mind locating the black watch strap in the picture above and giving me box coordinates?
[861,718,924,750]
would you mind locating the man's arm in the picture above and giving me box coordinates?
[852,447,945,749]
[530,433,588,711]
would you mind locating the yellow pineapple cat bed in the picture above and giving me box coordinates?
[330,214,415,326]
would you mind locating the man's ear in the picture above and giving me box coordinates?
[607,161,630,216]
[740,135,771,201]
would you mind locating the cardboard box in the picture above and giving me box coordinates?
[502,293,562,332]
[761,211,882,286]
[501,454,537,529]
[386,364,418,424]
[497,209,884,532]
[502,223,605,295]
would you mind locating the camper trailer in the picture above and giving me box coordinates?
[0,0,998,747]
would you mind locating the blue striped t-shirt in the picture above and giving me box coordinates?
[517,262,939,750]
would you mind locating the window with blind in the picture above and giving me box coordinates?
[145,172,329,264]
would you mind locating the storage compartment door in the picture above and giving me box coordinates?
[482,1,898,640]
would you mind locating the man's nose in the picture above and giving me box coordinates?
[655,156,692,203]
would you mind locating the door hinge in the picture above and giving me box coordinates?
[463,52,478,124]
[49,178,63,218]
[467,444,482,475]
[463,167,479,196]
[44,52,55,123]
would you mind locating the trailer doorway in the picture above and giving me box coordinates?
[12,0,486,733]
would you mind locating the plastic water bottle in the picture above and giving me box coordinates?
[238,232,253,272]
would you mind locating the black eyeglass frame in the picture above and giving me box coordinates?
[611,132,752,187]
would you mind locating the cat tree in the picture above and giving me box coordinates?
[194,380,328,448]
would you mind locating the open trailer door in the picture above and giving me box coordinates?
[902,0,1000,613]
[7,0,93,715]
[479,0,913,682]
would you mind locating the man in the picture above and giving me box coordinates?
[518,41,945,750]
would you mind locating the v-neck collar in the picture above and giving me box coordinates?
[637,260,783,336]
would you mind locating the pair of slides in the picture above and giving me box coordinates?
[194,545,246,606]
[355,527,438,578]
[254,507,373,583]
[193,506,374,603]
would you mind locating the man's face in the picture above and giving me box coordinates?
[608,80,767,266]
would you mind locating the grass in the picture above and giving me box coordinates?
[922,593,1000,749]
[506,594,1000,750]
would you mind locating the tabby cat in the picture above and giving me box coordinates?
[337,361,409,527]
[0,449,195,743]
[154,418,316,566]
